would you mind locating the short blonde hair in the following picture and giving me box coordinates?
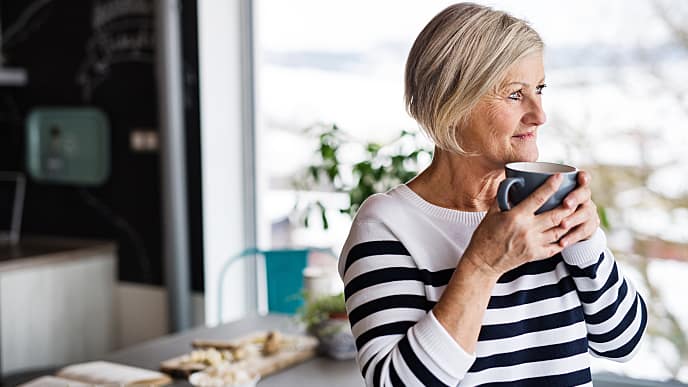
[404,3,543,155]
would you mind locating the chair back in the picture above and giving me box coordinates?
[218,248,333,318]
[262,249,310,313]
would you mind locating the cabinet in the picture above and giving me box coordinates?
[0,238,116,375]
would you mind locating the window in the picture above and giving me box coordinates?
[256,0,688,382]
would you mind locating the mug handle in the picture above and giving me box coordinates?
[497,177,525,211]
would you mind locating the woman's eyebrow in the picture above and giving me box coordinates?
[505,79,546,88]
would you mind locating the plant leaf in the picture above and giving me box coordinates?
[316,201,329,230]
[598,205,610,230]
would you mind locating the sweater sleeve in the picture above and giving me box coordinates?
[339,220,475,386]
[561,227,648,361]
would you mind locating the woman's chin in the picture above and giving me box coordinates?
[521,145,539,161]
[525,153,539,162]
[508,151,539,163]
[505,142,539,163]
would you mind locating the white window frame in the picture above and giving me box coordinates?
[197,0,260,325]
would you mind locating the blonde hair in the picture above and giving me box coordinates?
[404,3,543,155]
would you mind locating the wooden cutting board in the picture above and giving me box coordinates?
[160,331,319,378]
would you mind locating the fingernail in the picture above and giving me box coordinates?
[561,239,568,247]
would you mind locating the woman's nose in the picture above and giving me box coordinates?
[523,98,546,126]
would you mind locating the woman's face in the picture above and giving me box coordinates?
[461,53,546,168]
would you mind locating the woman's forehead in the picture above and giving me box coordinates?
[501,54,545,87]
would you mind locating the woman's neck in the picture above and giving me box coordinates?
[407,148,503,212]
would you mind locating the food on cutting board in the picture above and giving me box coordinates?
[176,347,249,367]
[160,330,318,378]
[262,330,283,356]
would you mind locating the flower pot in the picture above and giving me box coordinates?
[311,316,357,360]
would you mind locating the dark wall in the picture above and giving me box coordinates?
[0,0,204,292]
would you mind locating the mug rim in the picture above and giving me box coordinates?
[505,161,577,174]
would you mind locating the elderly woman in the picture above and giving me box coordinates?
[338,3,647,386]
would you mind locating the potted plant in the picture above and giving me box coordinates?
[297,292,356,359]
[292,123,433,229]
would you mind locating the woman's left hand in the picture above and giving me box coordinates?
[556,170,600,247]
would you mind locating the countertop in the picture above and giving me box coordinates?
[0,236,116,272]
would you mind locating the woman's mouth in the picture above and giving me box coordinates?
[512,131,536,141]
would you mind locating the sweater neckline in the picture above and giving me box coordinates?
[393,184,486,226]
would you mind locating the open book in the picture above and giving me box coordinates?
[18,361,172,386]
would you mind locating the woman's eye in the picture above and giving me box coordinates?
[536,83,547,95]
[508,90,523,100]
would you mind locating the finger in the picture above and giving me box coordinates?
[546,243,565,258]
[559,225,584,248]
[560,205,589,230]
[531,242,565,262]
[560,201,598,230]
[559,221,598,247]
[562,185,592,210]
[518,174,563,214]
[535,205,576,231]
[577,170,591,186]
[542,225,568,244]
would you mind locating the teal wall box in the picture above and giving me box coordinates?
[26,108,110,186]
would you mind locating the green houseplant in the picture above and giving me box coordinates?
[298,291,347,331]
[296,291,356,359]
[293,123,433,229]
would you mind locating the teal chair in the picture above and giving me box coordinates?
[218,247,336,318]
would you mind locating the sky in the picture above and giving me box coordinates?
[257,0,672,51]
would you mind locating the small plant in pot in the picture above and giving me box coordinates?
[297,292,356,360]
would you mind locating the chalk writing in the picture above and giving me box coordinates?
[77,0,154,101]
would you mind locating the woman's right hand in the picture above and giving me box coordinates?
[464,173,578,277]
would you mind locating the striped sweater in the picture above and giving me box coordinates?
[338,184,647,386]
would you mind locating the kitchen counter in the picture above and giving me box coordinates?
[0,236,115,271]
[0,236,117,376]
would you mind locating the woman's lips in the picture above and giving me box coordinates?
[512,131,536,140]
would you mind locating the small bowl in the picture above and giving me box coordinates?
[188,368,260,387]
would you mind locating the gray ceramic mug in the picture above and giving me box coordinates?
[497,162,579,214]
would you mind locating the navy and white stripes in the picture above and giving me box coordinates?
[338,186,647,386]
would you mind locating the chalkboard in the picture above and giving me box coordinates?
[0,0,204,291]
[78,0,155,101]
